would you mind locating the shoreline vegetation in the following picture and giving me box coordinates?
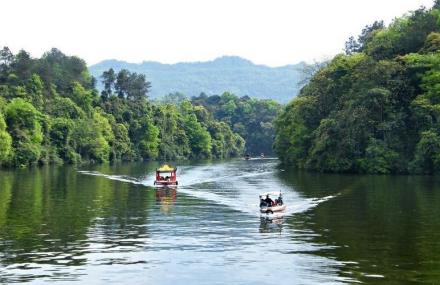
[275,2,440,174]
[4,3,440,175]
[0,48,281,168]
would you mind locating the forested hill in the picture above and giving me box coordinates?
[0,48,281,168]
[275,2,440,174]
[89,56,303,103]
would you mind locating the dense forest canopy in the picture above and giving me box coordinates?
[191,93,280,155]
[275,1,440,174]
[0,48,280,167]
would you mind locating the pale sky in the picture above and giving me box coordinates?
[0,0,434,67]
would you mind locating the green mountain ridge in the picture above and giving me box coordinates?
[89,56,304,102]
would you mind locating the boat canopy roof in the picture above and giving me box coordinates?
[157,164,176,172]
[259,192,282,197]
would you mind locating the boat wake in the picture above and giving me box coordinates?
[77,171,144,185]
[78,161,339,218]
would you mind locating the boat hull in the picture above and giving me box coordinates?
[260,204,286,214]
[154,181,178,186]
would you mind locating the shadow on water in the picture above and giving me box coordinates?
[278,168,440,284]
[0,165,155,283]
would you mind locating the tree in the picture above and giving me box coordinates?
[274,3,440,174]
[358,21,384,48]
[345,36,361,55]
[115,69,151,101]
[191,92,281,155]
[37,48,93,92]
[10,50,35,82]
[357,138,399,174]
[101,68,116,98]
[0,47,261,167]
[0,111,12,162]
[49,117,79,163]
[137,116,160,159]
[411,130,440,173]
[0,47,14,82]
[420,32,440,53]
[345,21,384,54]
[70,81,94,114]
[184,113,212,158]
[5,98,44,166]
[111,122,134,161]
[25,74,44,109]
[72,118,110,163]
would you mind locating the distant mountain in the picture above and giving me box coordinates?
[89,56,304,103]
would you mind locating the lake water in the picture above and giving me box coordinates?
[1,159,440,284]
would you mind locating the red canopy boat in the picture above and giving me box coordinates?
[154,164,178,186]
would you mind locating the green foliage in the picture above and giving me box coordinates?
[208,121,244,158]
[411,130,440,173]
[37,48,93,93]
[357,139,399,174]
[191,92,281,155]
[136,116,160,159]
[183,113,212,158]
[48,96,85,119]
[0,112,12,162]
[5,98,43,166]
[153,104,191,159]
[111,122,134,161]
[72,118,109,163]
[49,117,77,163]
[0,47,272,167]
[25,74,44,109]
[421,32,440,53]
[274,97,315,167]
[362,7,440,60]
[71,81,95,114]
[345,21,384,54]
[114,69,151,101]
[275,3,440,174]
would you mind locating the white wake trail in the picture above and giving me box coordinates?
[78,166,339,218]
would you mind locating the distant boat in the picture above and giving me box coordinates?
[154,164,178,186]
[260,153,265,158]
[245,154,251,160]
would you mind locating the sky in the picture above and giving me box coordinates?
[0,0,435,67]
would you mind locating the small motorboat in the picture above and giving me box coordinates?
[259,192,286,214]
[154,164,178,186]
[245,154,251,160]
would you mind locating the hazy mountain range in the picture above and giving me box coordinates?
[89,56,304,103]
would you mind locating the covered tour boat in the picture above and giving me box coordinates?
[154,164,178,186]
[259,192,286,214]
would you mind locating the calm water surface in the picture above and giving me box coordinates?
[1,159,440,284]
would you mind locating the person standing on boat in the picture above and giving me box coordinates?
[264,195,274,206]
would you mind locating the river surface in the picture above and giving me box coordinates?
[1,159,440,284]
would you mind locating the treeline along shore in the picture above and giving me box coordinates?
[0,48,281,168]
[3,3,440,174]
[275,2,440,174]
